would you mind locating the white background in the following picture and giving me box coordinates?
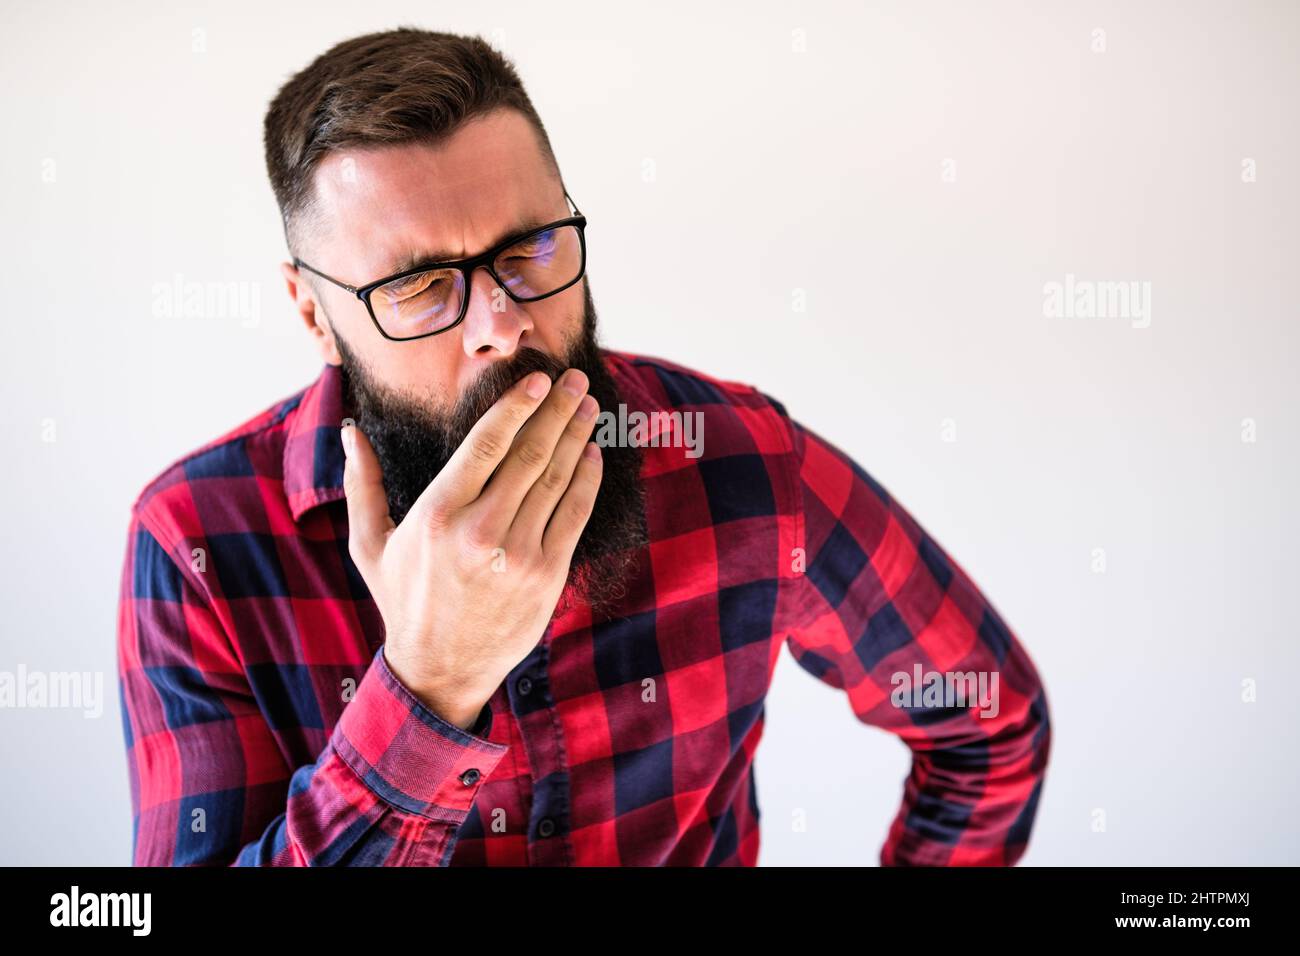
[1,0,1297,865]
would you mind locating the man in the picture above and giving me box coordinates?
[117,27,1051,866]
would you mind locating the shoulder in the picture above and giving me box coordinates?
[602,349,796,449]
[603,348,787,413]
[126,382,311,552]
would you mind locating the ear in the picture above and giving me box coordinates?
[282,261,342,366]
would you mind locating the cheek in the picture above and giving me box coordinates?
[529,287,585,351]
[369,340,461,399]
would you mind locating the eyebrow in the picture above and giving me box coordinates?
[384,215,558,276]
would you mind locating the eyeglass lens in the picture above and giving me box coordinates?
[370,224,583,338]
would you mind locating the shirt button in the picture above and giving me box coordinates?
[459,768,481,786]
[516,676,533,697]
[537,817,556,838]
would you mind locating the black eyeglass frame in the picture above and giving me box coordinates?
[292,190,587,342]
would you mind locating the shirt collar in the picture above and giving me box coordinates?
[283,362,350,522]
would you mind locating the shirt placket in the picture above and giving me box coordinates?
[505,621,574,866]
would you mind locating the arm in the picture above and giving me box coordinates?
[116,512,507,866]
[781,417,1051,866]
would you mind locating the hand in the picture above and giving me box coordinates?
[340,368,603,729]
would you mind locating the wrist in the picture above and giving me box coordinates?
[383,647,486,731]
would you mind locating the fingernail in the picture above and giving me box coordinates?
[526,372,551,399]
[583,441,601,461]
[576,394,598,421]
[340,424,355,459]
[561,368,587,396]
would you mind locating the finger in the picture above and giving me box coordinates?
[340,424,395,571]
[409,370,553,524]
[541,440,603,563]
[511,392,599,545]
[473,368,591,541]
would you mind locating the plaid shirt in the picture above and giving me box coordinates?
[117,351,1051,866]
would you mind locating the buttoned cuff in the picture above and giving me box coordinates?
[330,646,508,823]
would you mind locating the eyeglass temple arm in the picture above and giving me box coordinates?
[564,187,582,217]
[292,257,360,295]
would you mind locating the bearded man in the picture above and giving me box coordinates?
[117,27,1050,867]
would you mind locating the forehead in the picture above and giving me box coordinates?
[309,108,560,276]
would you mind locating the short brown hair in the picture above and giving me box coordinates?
[263,26,559,256]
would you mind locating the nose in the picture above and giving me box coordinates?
[459,265,534,357]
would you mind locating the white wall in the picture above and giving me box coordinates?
[1,0,1296,865]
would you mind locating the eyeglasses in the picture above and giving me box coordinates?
[293,190,587,342]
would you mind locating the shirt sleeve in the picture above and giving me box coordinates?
[781,416,1052,866]
[116,510,508,866]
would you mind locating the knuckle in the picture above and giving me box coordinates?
[566,493,595,526]
[461,518,496,553]
[540,547,571,577]
[527,551,554,579]
[421,501,453,536]
[469,433,503,464]
[497,395,537,434]
[566,410,595,435]
[514,439,550,470]
[537,463,568,494]
[346,536,366,566]
[506,392,536,422]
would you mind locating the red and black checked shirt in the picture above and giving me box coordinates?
[117,350,1051,866]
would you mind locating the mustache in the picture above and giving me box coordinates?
[446,347,573,440]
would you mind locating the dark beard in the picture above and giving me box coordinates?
[335,280,647,619]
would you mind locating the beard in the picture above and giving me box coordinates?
[334,279,647,619]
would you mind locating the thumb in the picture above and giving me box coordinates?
[341,423,394,571]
